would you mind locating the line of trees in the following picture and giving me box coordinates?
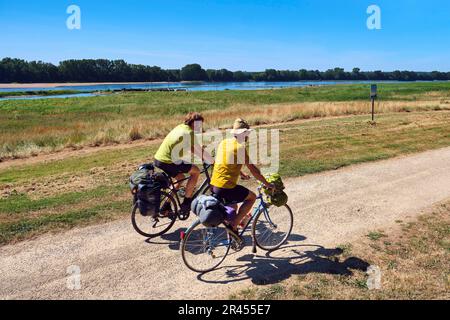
[1,58,450,83]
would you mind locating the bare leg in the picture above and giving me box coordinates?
[232,191,256,229]
[185,165,200,199]
[173,173,185,191]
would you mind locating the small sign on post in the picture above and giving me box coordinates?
[371,84,378,98]
[370,84,377,122]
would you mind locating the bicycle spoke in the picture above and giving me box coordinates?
[152,220,172,228]
[253,205,293,251]
[131,191,177,238]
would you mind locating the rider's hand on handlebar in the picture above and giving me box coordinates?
[264,182,276,192]
[240,172,251,181]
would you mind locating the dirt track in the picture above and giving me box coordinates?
[1,147,450,300]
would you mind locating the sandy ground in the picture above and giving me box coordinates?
[1,147,450,300]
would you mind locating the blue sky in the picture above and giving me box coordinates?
[1,0,449,71]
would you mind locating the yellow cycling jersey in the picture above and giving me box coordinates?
[210,138,247,189]
[154,124,196,164]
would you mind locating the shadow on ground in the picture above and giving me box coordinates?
[144,228,184,249]
[197,243,370,285]
[147,229,307,251]
[144,228,369,287]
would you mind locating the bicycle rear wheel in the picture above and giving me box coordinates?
[181,220,231,273]
[252,204,293,251]
[131,191,177,238]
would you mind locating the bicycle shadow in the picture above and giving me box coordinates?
[144,228,184,248]
[146,228,309,252]
[197,243,370,286]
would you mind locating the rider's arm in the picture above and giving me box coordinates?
[190,131,214,164]
[243,151,272,188]
[240,170,251,180]
[192,144,215,165]
[247,163,270,187]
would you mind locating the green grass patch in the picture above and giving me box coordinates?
[0,200,129,245]
[0,184,125,216]
[0,90,89,98]
[0,146,153,184]
[277,113,450,177]
[367,231,387,241]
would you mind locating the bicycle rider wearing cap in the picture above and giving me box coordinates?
[210,118,275,232]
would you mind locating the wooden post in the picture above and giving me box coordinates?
[371,97,375,121]
[370,84,377,122]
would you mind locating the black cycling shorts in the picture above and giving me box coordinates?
[211,185,250,204]
[154,160,192,178]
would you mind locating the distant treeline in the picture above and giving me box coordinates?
[1,57,450,83]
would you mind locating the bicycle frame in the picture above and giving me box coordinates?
[167,163,212,208]
[237,192,266,237]
[221,186,277,253]
[181,184,291,272]
[229,187,274,236]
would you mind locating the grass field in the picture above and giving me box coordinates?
[0,112,449,244]
[0,90,88,98]
[1,82,450,160]
[230,200,450,300]
[0,82,449,244]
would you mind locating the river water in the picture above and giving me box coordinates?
[0,80,416,101]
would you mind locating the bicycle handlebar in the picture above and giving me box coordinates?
[202,163,212,172]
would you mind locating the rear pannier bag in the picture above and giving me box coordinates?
[136,184,161,217]
[191,195,226,227]
[129,163,170,217]
[129,163,156,190]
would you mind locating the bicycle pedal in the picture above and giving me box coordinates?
[231,240,244,252]
[151,217,159,228]
[230,236,244,252]
[160,208,175,219]
[178,211,190,221]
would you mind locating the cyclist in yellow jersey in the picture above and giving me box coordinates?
[210,118,275,231]
[154,112,214,215]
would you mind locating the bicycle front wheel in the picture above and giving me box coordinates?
[252,204,293,251]
[181,220,231,273]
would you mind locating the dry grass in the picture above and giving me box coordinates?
[207,100,450,128]
[82,99,448,140]
[1,83,450,161]
[230,201,450,300]
[129,125,143,141]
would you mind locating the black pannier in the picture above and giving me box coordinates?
[136,183,161,217]
[129,163,170,217]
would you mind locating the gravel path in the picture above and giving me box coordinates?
[1,147,450,300]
